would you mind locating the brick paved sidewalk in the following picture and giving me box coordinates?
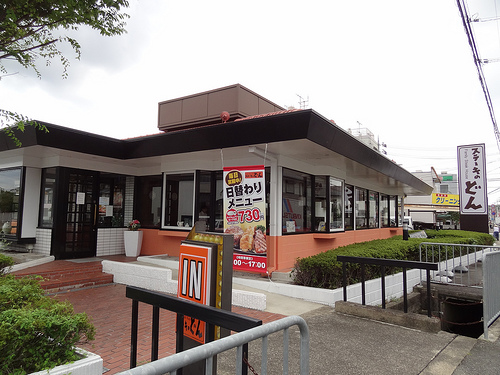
[53,284,285,374]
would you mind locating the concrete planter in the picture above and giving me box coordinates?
[29,348,103,375]
[124,230,143,257]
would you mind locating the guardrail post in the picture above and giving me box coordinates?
[381,265,386,309]
[152,305,160,362]
[426,269,432,317]
[130,299,138,369]
[361,264,366,305]
[402,267,408,313]
[342,261,347,302]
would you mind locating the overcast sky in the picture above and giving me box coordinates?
[2,0,500,202]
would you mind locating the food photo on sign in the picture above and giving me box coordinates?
[225,223,267,255]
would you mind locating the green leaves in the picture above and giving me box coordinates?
[291,230,495,289]
[0,109,48,147]
[0,275,95,374]
[0,253,14,275]
[0,0,130,77]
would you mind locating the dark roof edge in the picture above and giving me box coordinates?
[0,113,431,195]
[306,110,433,195]
[0,121,126,158]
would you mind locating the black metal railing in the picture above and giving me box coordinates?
[336,256,438,317]
[125,285,262,374]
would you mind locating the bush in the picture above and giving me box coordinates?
[0,253,14,275]
[0,275,95,375]
[291,230,495,289]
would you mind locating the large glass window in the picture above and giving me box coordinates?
[368,191,379,228]
[345,184,354,230]
[40,168,56,228]
[98,174,125,228]
[390,195,398,227]
[136,175,162,228]
[163,173,194,228]
[0,168,21,235]
[282,168,311,234]
[314,176,327,232]
[330,178,343,231]
[194,171,224,232]
[381,194,389,227]
[355,188,368,229]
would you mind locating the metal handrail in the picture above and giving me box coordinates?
[117,315,310,375]
[337,255,438,317]
[419,242,500,287]
[125,285,262,373]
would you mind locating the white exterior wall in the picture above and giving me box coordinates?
[96,228,126,256]
[33,228,51,255]
[22,167,41,238]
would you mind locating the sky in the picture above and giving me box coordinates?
[2,1,500,201]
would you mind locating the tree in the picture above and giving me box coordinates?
[0,0,130,78]
[0,1,130,146]
[0,109,47,146]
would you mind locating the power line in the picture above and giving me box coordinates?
[456,0,500,154]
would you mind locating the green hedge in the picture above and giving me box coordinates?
[0,275,95,375]
[291,230,494,289]
[0,253,14,275]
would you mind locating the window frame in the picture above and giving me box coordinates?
[355,187,368,230]
[135,175,163,229]
[161,171,195,230]
[329,177,344,232]
[282,168,312,234]
[39,167,57,229]
[0,167,23,238]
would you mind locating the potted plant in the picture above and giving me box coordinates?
[124,219,142,257]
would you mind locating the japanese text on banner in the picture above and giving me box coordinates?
[223,165,267,272]
[458,144,487,215]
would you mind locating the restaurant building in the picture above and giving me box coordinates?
[0,84,432,273]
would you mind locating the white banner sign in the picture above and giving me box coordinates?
[223,165,267,273]
[458,144,487,215]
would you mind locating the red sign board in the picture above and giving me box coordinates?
[177,243,212,344]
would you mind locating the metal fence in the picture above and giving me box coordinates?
[117,315,310,375]
[419,242,500,339]
[125,285,262,373]
[419,243,500,286]
[337,255,438,317]
[483,251,500,339]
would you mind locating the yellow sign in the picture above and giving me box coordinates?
[432,193,459,206]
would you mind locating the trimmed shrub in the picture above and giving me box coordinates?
[0,275,95,375]
[0,253,14,275]
[291,230,494,289]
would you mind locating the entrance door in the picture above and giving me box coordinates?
[53,169,98,259]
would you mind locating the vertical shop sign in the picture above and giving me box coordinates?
[177,243,212,344]
[458,144,487,215]
[223,165,267,272]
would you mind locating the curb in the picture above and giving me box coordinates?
[10,256,55,272]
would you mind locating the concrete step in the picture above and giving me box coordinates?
[102,259,267,310]
[14,260,113,294]
[42,272,114,294]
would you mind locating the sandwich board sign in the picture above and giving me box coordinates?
[177,242,214,344]
[175,229,234,374]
